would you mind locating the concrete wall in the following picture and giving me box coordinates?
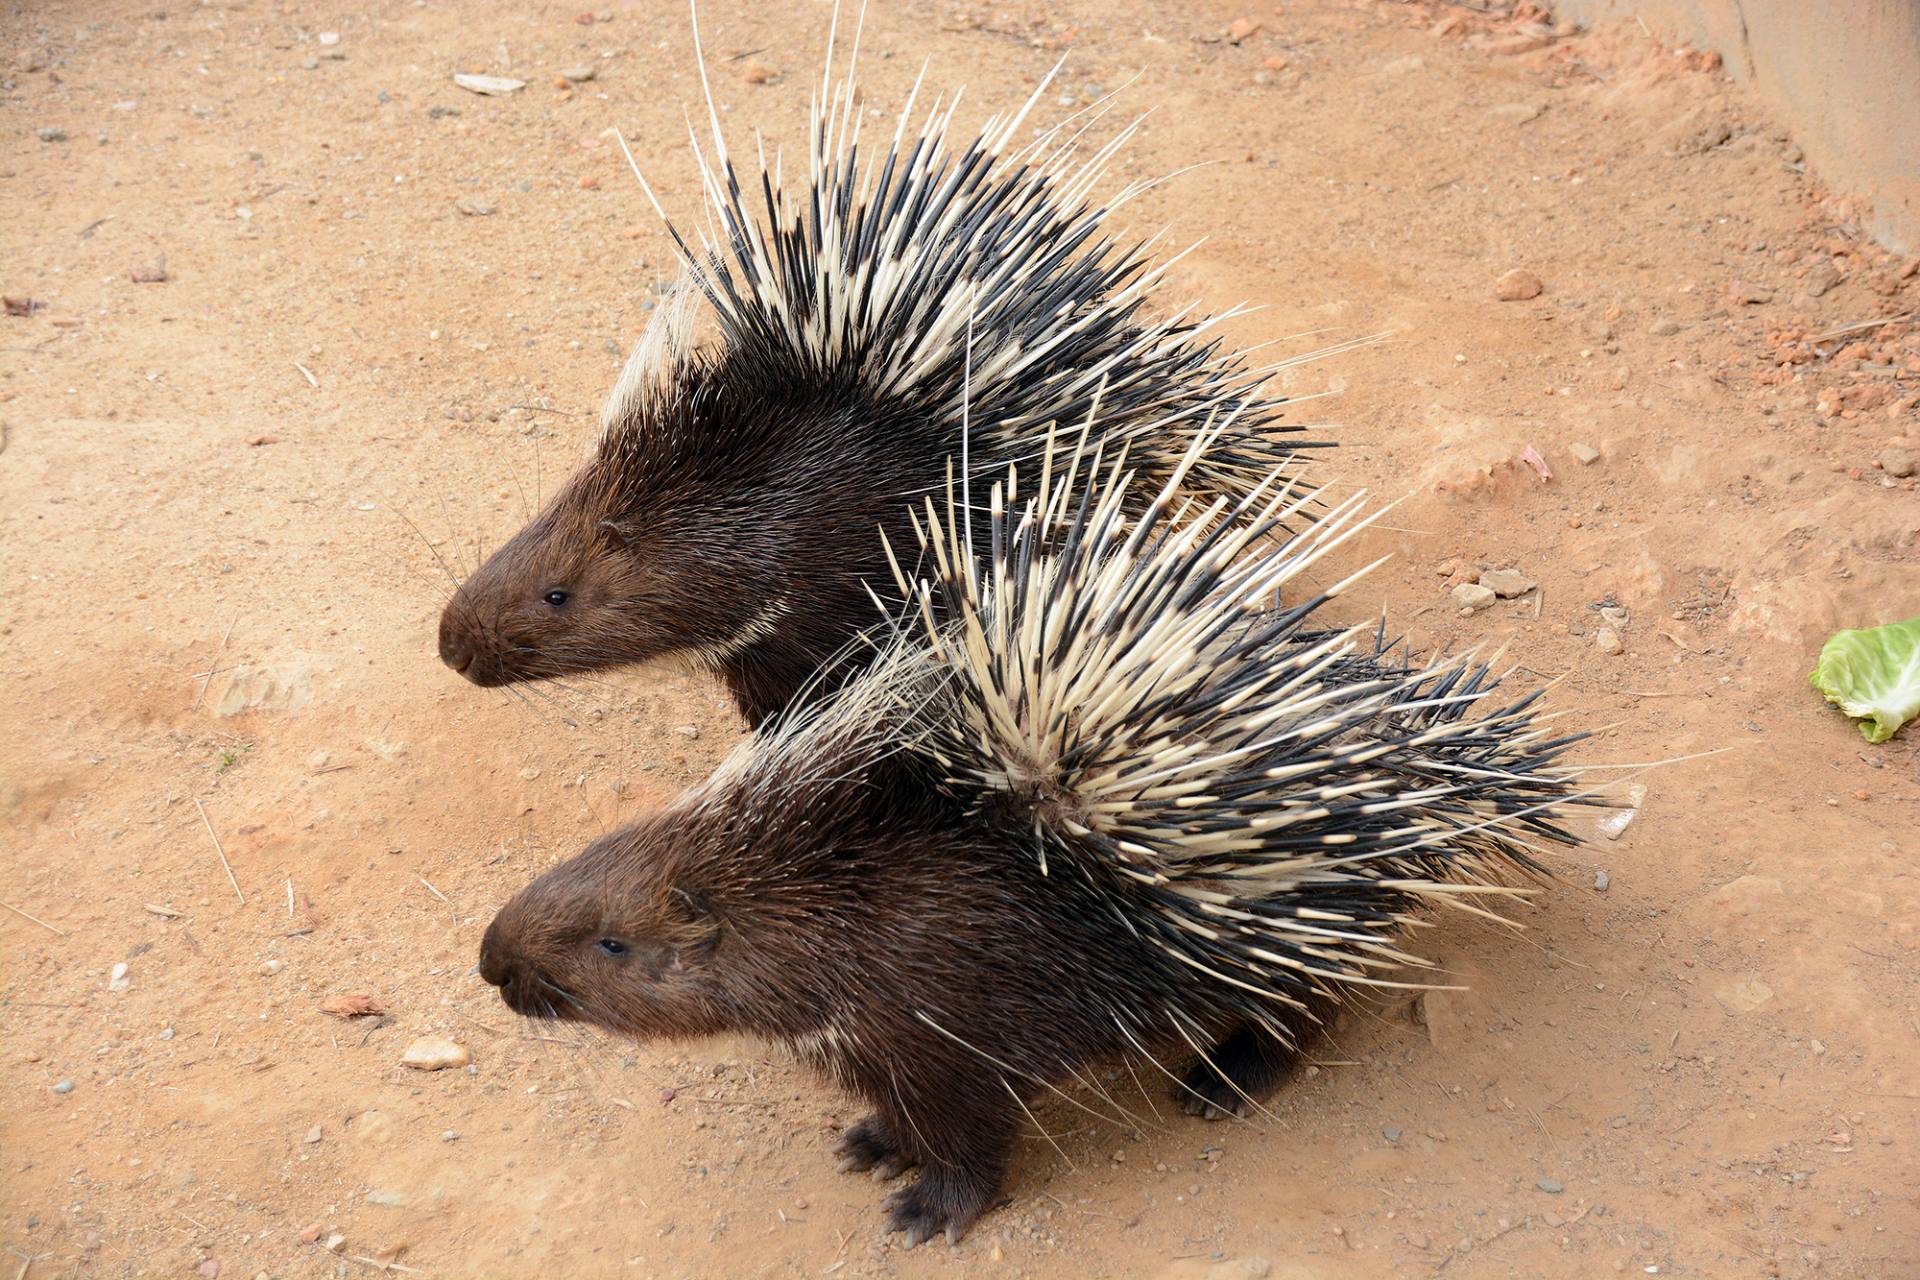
[1549,0,1920,251]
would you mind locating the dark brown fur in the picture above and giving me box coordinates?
[480,743,1328,1245]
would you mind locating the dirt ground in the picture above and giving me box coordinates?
[4,0,1918,1276]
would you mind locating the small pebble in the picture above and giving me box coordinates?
[260,959,284,977]
[1494,268,1543,301]
[1382,1126,1402,1143]
[1478,568,1535,599]
[317,31,341,45]
[1805,262,1842,297]
[366,1189,406,1207]
[1595,626,1624,656]
[1879,448,1916,479]
[676,724,700,739]
[131,254,168,284]
[562,64,597,82]
[1647,318,1682,336]
[401,1036,471,1071]
[301,57,319,70]
[1724,279,1772,306]
[109,962,131,992]
[17,46,46,72]
[198,1259,220,1279]
[324,1233,346,1253]
[456,199,496,217]
[52,1079,74,1095]
[304,1124,323,1144]
[1536,1178,1564,1194]
[1594,870,1610,892]
[441,1129,461,1142]
[38,125,70,143]
[1451,583,1497,613]
[298,1223,324,1245]
[1569,442,1601,465]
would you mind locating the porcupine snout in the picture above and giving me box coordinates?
[437,603,502,686]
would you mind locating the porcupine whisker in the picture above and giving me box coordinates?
[397,510,467,592]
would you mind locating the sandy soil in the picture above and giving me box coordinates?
[4,1,1918,1276]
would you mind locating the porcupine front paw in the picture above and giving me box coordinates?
[1180,1027,1299,1121]
[835,1114,915,1181]
[883,1169,994,1247]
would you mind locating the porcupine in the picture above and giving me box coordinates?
[477,428,1595,1245]
[436,14,1352,725]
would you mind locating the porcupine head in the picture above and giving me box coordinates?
[479,809,731,1042]
[436,280,895,723]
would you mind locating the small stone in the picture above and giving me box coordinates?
[1595,626,1624,656]
[1713,976,1775,1014]
[675,724,700,739]
[1879,448,1915,478]
[741,60,775,85]
[401,1037,471,1071]
[324,1233,346,1253]
[1452,583,1497,613]
[17,46,46,72]
[1478,568,1535,599]
[1225,17,1262,42]
[259,959,284,977]
[518,766,541,780]
[366,1188,406,1207]
[1594,870,1610,892]
[52,1079,74,1095]
[1810,1039,1826,1055]
[317,30,340,45]
[1805,262,1842,297]
[453,72,527,96]
[131,254,168,284]
[1569,442,1601,465]
[1382,1126,1402,1143]
[455,199,495,217]
[1724,279,1772,306]
[562,64,596,82]
[1647,318,1682,336]
[1536,1178,1564,1195]
[1380,55,1425,74]
[301,57,319,70]
[441,1129,460,1142]
[304,1124,323,1144]
[307,749,331,770]
[1494,268,1543,301]
[198,1259,220,1279]
[38,126,68,143]
[1488,102,1543,124]
[109,962,131,992]
[298,1223,324,1245]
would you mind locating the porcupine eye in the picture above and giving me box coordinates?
[596,938,627,957]
[543,590,570,608]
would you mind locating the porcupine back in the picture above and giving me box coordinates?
[437,13,1350,725]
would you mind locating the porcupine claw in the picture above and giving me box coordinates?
[882,1178,980,1248]
[834,1114,914,1180]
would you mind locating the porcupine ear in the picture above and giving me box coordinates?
[890,416,1594,1017]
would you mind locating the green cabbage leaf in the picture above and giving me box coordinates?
[1810,616,1920,743]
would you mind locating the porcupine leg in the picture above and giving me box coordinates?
[874,1087,1019,1247]
[1180,998,1331,1121]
